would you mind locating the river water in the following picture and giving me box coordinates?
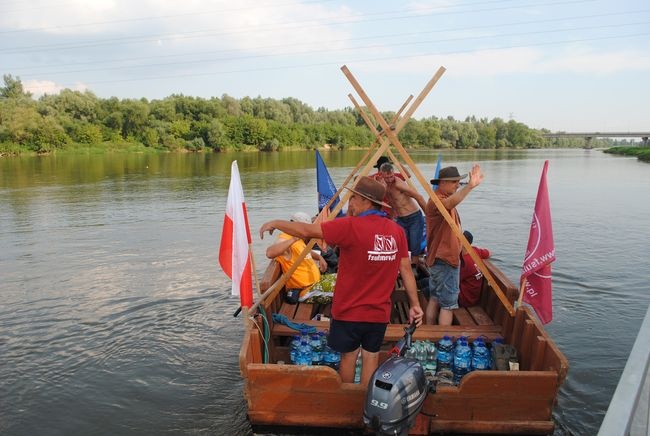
[1,149,649,435]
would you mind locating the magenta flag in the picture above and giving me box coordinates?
[521,160,555,324]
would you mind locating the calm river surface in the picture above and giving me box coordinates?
[1,149,649,435]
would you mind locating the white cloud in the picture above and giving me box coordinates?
[23,79,88,97]
[357,45,650,77]
[1,0,353,51]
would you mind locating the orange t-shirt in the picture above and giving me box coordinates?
[425,190,462,267]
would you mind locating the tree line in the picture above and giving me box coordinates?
[0,74,600,155]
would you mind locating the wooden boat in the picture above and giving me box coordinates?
[237,65,569,434]
[240,258,568,434]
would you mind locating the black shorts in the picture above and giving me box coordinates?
[328,319,387,353]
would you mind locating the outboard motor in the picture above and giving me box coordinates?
[363,323,429,436]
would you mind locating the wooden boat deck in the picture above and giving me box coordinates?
[240,258,569,434]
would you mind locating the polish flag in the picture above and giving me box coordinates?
[219,161,253,308]
[521,160,555,324]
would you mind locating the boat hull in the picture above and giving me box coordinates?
[239,259,568,434]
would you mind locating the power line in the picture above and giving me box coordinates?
[7,8,647,73]
[12,20,649,79]
[0,0,336,22]
[0,0,594,53]
[20,31,650,91]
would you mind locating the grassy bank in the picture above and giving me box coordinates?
[604,146,650,163]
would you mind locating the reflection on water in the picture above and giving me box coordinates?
[1,149,649,435]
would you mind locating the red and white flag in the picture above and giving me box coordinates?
[219,161,253,308]
[521,160,555,324]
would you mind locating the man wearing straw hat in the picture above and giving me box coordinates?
[425,164,483,325]
[260,176,423,386]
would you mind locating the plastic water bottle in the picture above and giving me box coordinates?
[455,336,468,354]
[453,340,472,383]
[415,341,427,363]
[310,333,323,365]
[322,347,341,370]
[423,340,437,375]
[471,338,491,370]
[436,335,454,370]
[491,337,505,370]
[289,334,301,364]
[296,340,313,366]
[354,352,362,384]
[318,331,327,349]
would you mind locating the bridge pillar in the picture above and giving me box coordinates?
[642,137,649,146]
[585,136,593,149]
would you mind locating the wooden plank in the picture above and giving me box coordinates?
[467,306,494,325]
[249,328,263,364]
[530,336,547,371]
[520,319,536,371]
[259,260,281,292]
[294,302,315,321]
[271,321,503,341]
[453,308,477,326]
[278,301,297,319]
[396,300,409,324]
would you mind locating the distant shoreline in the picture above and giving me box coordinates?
[604,146,650,163]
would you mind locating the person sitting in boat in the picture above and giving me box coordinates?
[458,230,491,308]
[310,213,339,274]
[425,165,483,325]
[260,176,423,386]
[376,162,427,257]
[264,211,326,302]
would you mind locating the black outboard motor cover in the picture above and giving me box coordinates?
[363,356,428,435]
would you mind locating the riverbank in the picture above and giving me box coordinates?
[605,146,650,163]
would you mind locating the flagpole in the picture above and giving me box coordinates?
[249,243,261,295]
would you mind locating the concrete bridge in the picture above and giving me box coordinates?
[543,132,650,146]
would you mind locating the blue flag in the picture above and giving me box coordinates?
[433,153,442,191]
[316,151,342,216]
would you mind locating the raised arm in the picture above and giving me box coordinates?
[260,220,323,240]
[440,164,484,210]
[394,178,427,210]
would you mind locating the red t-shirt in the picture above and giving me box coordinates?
[458,247,491,307]
[321,214,408,323]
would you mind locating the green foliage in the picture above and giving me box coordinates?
[1,74,31,99]
[0,75,584,156]
[605,146,650,162]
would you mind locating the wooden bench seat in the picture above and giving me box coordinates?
[272,321,504,342]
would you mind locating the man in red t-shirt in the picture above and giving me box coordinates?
[260,176,423,385]
[458,230,491,308]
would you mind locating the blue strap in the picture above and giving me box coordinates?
[357,209,388,218]
[272,313,317,334]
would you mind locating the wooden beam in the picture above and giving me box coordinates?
[340,64,515,317]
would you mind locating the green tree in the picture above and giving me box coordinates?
[1,74,31,99]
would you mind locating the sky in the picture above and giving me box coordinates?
[1,0,649,132]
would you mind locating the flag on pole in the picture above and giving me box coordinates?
[316,150,343,216]
[521,160,555,324]
[433,153,442,191]
[219,161,253,308]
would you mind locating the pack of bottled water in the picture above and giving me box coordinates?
[289,330,340,369]
[405,340,438,376]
